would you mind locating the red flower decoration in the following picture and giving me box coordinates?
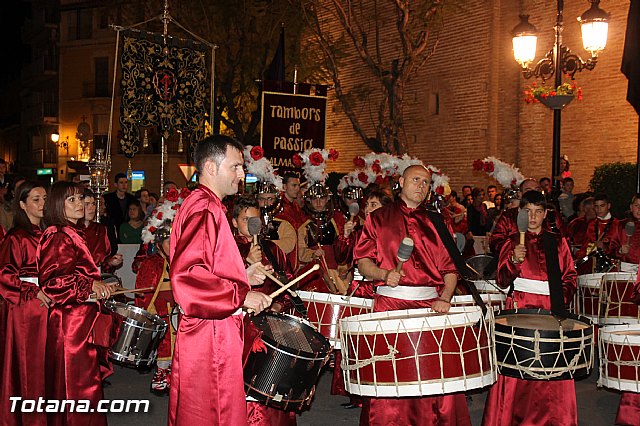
[483,162,495,173]
[328,149,339,161]
[472,159,484,171]
[149,226,157,233]
[250,146,264,161]
[435,186,444,195]
[372,163,382,174]
[292,154,303,167]
[309,152,324,166]
[179,187,191,200]
[157,212,164,220]
[353,156,365,168]
[165,188,179,202]
[358,172,369,184]
[375,175,384,185]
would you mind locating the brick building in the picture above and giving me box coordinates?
[322,0,638,195]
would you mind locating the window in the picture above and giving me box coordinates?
[95,57,109,97]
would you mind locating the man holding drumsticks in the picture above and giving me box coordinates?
[168,135,272,425]
[354,164,470,426]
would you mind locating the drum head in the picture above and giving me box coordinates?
[103,300,166,330]
[251,312,330,358]
[466,254,497,280]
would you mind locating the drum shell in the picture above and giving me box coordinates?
[600,272,640,325]
[577,273,605,323]
[340,306,496,397]
[244,313,331,411]
[472,280,502,295]
[598,324,640,392]
[494,309,594,381]
[297,291,373,349]
[105,300,168,367]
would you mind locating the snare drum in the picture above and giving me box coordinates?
[451,293,506,311]
[598,324,640,392]
[103,300,168,367]
[244,312,331,411]
[600,272,640,324]
[494,309,594,381]
[577,273,605,322]
[297,290,373,349]
[472,280,504,295]
[340,306,496,397]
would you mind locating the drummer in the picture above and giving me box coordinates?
[354,164,470,426]
[134,187,189,394]
[482,190,578,425]
[612,193,640,272]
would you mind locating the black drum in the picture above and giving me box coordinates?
[494,308,594,381]
[244,312,331,411]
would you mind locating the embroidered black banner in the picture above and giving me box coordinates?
[119,29,208,158]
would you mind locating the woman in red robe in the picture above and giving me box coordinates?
[37,181,115,426]
[482,191,578,426]
[0,181,50,426]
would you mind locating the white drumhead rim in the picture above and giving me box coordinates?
[450,294,506,304]
[340,306,484,333]
[577,273,605,287]
[599,324,640,343]
[345,371,496,397]
[298,290,374,308]
[602,272,638,282]
[598,377,640,393]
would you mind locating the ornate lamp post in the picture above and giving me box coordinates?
[87,149,111,223]
[512,0,609,189]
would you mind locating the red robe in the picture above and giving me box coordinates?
[84,221,118,274]
[575,216,621,260]
[490,207,564,256]
[353,199,470,426]
[135,253,175,361]
[612,218,640,265]
[169,185,250,425]
[482,231,578,426]
[566,215,591,248]
[38,224,105,426]
[0,225,47,426]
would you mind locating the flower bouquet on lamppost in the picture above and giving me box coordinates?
[523,78,583,110]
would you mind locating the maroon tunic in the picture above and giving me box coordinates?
[612,218,640,265]
[84,221,118,274]
[38,224,105,426]
[353,199,469,426]
[482,231,578,426]
[169,185,250,425]
[0,226,47,426]
[490,207,564,256]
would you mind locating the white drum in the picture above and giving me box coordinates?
[599,272,639,325]
[472,279,504,295]
[297,291,373,349]
[340,306,496,397]
[598,324,640,392]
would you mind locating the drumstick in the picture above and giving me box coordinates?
[317,244,330,272]
[90,287,155,299]
[256,266,300,297]
[269,264,320,298]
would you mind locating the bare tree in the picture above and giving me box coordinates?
[296,0,446,154]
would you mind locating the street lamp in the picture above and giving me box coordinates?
[512,0,609,189]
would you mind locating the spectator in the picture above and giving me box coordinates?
[163,181,178,195]
[118,200,145,244]
[135,188,151,217]
[557,177,575,221]
[539,177,552,196]
[147,192,159,217]
[461,185,472,206]
[484,185,497,209]
[103,172,136,229]
[467,187,492,254]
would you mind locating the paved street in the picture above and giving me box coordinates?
[104,356,624,425]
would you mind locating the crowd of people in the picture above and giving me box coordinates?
[0,139,639,425]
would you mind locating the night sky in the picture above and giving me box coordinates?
[0,1,28,89]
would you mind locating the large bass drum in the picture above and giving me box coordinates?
[494,309,594,381]
[244,312,331,411]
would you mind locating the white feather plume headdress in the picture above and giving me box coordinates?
[293,148,339,184]
[243,145,283,190]
[473,156,525,188]
[141,187,191,245]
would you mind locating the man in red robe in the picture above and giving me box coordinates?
[566,196,596,252]
[611,193,640,269]
[490,178,564,256]
[354,164,470,426]
[169,135,273,425]
[575,193,620,274]
[482,191,578,425]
